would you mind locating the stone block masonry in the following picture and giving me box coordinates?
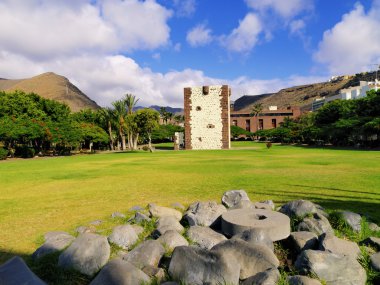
[184,85,230,150]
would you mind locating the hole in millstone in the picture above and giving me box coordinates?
[251,214,267,220]
[257,215,267,220]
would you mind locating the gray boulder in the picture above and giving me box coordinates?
[232,228,274,251]
[129,205,144,211]
[129,212,151,224]
[58,233,110,276]
[230,200,255,210]
[122,240,165,269]
[187,226,227,249]
[369,222,380,232]
[161,282,179,285]
[141,265,166,281]
[185,201,227,227]
[253,202,273,211]
[260,200,275,210]
[171,202,185,211]
[76,225,95,234]
[295,250,366,285]
[90,220,102,225]
[108,225,139,249]
[90,258,150,285]
[287,275,322,285]
[157,230,189,251]
[222,190,250,208]
[149,204,182,221]
[288,231,318,253]
[241,268,280,285]
[319,232,361,258]
[279,200,326,218]
[212,239,279,280]
[32,231,75,260]
[341,211,362,232]
[362,236,380,250]
[168,246,240,285]
[297,213,333,235]
[155,216,184,236]
[370,251,380,271]
[111,212,126,218]
[131,224,144,236]
[0,256,47,285]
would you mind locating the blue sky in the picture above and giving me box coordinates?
[0,0,379,107]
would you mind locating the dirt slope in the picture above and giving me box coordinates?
[234,71,378,112]
[0,72,99,112]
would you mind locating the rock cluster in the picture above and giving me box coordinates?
[1,192,380,285]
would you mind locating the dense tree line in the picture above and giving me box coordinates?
[255,89,380,147]
[0,91,183,159]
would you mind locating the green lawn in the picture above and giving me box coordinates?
[0,142,379,263]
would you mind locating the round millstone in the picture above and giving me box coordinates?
[221,209,290,241]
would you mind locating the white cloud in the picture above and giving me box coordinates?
[186,24,213,47]
[0,0,172,59]
[174,43,181,52]
[245,0,313,19]
[172,0,196,17]
[290,19,306,35]
[0,51,327,108]
[102,0,172,51]
[152,53,161,60]
[314,2,380,74]
[222,13,262,53]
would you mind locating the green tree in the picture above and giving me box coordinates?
[124,94,139,150]
[112,99,128,150]
[98,107,116,150]
[250,103,263,137]
[135,109,160,148]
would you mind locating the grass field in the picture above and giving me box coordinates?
[0,142,379,264]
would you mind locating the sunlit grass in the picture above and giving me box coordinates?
[0,142,379,263]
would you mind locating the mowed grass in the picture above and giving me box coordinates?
[0,142,379,263]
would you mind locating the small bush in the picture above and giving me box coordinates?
[0,148,8,160]
[15,146,35,158]
[266,142,272,149]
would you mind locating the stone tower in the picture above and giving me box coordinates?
[184,85,230,150]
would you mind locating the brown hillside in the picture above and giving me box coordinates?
[234,71,379,112]
[0,72,99,112]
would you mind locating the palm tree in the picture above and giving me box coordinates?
[174,114,184,125]
[112,100,128,150]
[98,107,115,150]
[250,103,263,138]
[167,112,174,124]
[159,107,167,124]
[124,94,139,149]
[124,94,139,115]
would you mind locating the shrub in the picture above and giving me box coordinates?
[15,146,35,158]
[0,148,8,160]
[266,142,272,149]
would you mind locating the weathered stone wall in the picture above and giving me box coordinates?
[184,85,230,150]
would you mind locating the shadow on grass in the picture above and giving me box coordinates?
[276,143,380,151]
[0,250,91,285]
[286,183,380,198]
[154,146,174,150]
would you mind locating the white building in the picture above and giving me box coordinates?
[325,81,379,103]
[312,80,379,111]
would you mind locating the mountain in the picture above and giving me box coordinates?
[0,72,100,112]
[233,71,379,112]
[135,105,184,114]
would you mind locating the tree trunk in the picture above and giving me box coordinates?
[108,122,114,150]
[148,133,152,148]
[134,133,139,150]
[121,134,126,150]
